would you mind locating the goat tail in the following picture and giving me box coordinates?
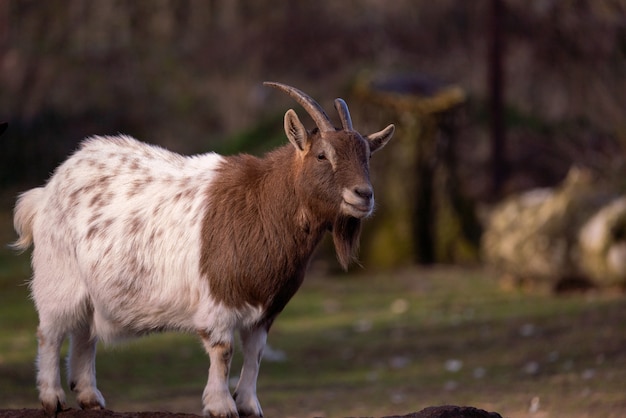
[12,187,45,251]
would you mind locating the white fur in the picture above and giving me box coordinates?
[13,135,264,416]
[15,112,391,417]
[25,136,226,338]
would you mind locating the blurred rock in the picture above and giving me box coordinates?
[578,196,626,286]
[384,405,503,418]
[482,167,626,289]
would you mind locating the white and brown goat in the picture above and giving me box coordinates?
[13,82,394,417]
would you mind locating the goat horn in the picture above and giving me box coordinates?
[334,98,353,131]
[264,82,335,132]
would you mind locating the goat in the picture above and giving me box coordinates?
[12,82,394,417]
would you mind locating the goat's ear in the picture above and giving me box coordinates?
[284,109,309,152]
[366,124,395,154]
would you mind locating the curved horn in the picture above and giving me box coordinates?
[334,98,353,131]
[264,82,334,132]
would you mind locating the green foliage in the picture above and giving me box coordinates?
[215,113,284,156]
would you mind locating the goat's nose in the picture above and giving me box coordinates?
[353,185,373,200]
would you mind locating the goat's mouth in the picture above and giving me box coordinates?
[342,201,372,218]
[341,189,374,219]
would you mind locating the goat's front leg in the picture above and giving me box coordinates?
[200,332,238,418]
[233,325,267,417]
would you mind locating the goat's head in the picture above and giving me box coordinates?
[265,82,394,268]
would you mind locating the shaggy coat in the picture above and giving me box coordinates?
[13,82,394,418]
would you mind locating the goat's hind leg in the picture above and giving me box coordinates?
[67,323,105,410]
[36,324,67,416]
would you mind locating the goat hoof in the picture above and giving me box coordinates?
[203,402,239,418]
[80,401,105,410]
[233,390,263,418]
[205,413,239,418]
[78,388,106,410]
[42,398,67,417]
[202,389,238,417]
[203,405,240,418]
[236,409,262,417]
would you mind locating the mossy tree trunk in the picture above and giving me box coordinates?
[354,75,481,268]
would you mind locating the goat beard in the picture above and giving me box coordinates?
[332,215,362,270]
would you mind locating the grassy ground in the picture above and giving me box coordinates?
[0,206,625,417]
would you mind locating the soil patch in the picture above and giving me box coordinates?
[0,405,502,418]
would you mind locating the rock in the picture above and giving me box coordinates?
[383,405,503,418]
[482,167,626,289]
[578,196,626,285]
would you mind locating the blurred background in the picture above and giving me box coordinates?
[1,2,626,417]
[3,0,626,275]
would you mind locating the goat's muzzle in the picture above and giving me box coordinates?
[341,185,374,218]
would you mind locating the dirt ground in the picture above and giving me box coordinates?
[0,405,502,418]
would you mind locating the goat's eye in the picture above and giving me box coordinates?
[317,153,326,161]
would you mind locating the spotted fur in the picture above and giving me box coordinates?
[13,83,394,417]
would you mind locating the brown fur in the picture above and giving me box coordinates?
[200,145,328,321]
[199,127,373,322]
[333,215,362,269]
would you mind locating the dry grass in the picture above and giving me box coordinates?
[1,255,625,417]
[0,187,624,417]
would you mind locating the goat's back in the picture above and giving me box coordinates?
[21,135,226,339]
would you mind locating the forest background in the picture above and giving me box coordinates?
[1,2,626,417]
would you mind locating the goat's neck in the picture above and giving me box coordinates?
[200,146,329,318]
[259,145,329,247]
